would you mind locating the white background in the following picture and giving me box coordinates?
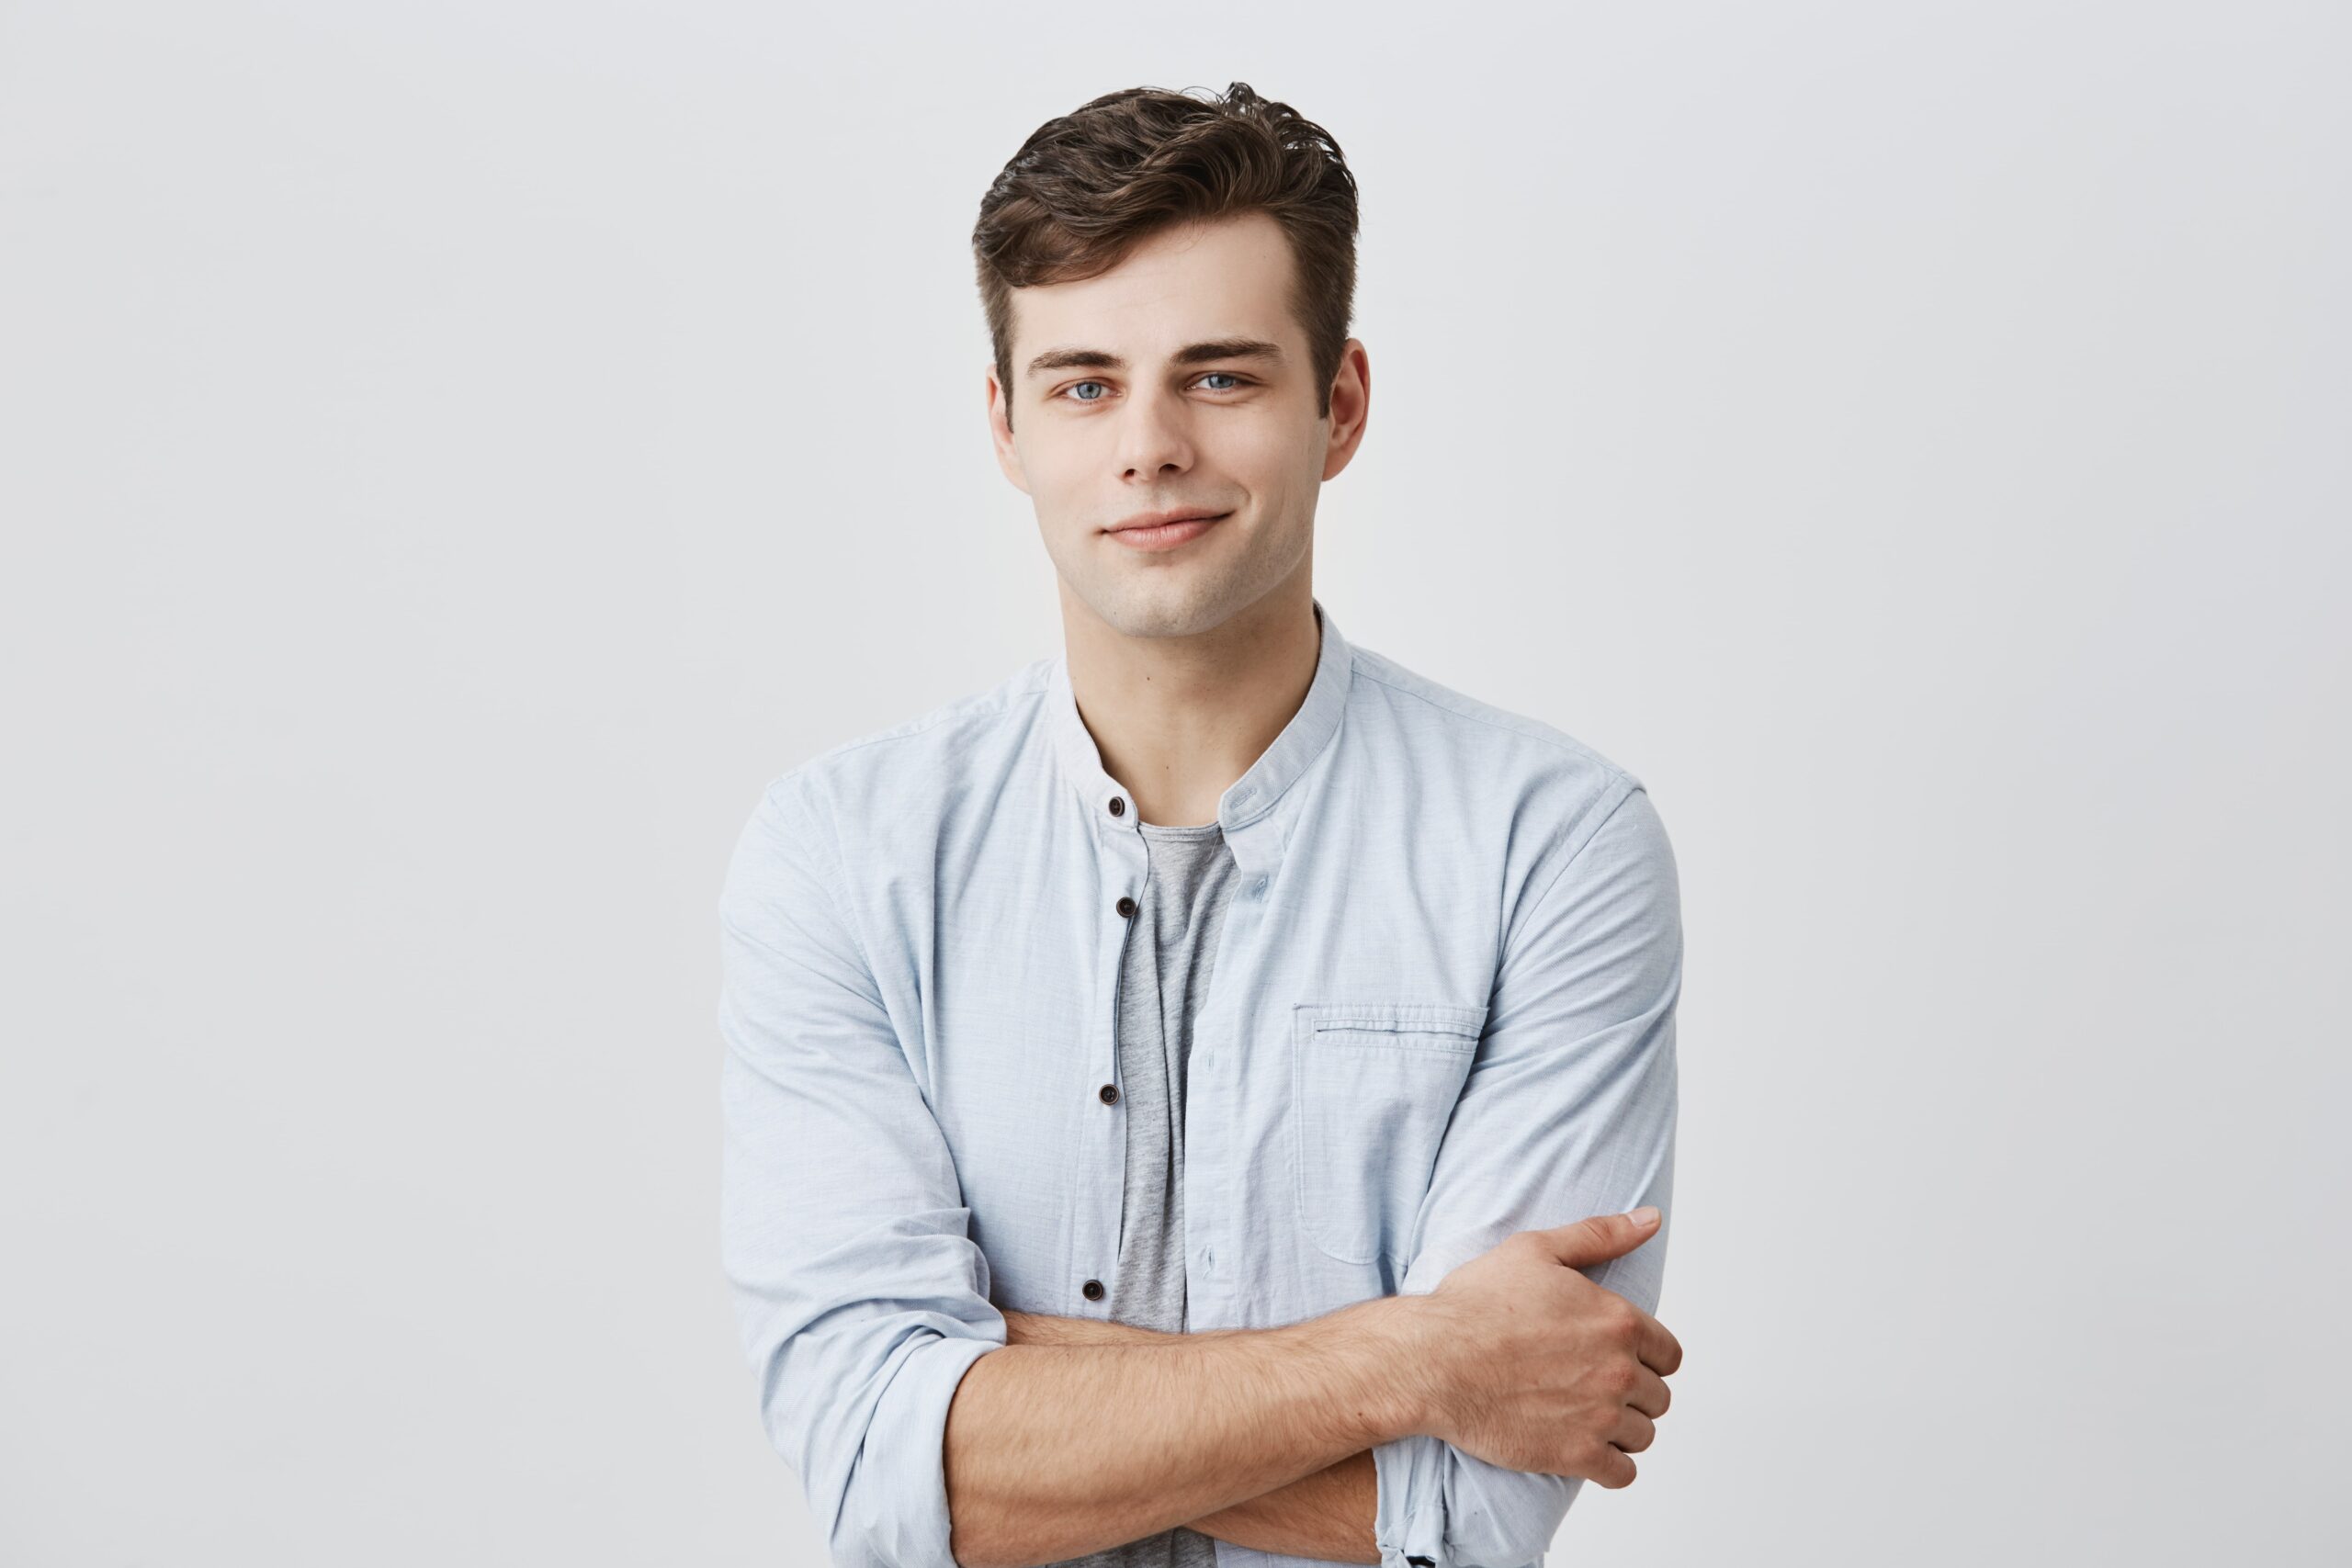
[3,2,2345,1562]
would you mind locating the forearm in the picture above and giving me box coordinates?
[945,1297,1422,1568]
[1185,1450,1378,1562]
[997,1312,1379,1562]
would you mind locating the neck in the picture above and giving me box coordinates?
[1058,583,1321,829]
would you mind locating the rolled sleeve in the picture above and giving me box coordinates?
[1372,782,1681,1568]
[719,773,1008,1568]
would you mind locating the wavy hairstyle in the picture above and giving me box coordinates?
[972,82,1361,429]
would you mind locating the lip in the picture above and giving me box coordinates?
[1104,508,1232,551]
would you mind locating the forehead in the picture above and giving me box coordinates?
[1010,209,1302,367]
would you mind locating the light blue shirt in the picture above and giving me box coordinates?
[718,597,1681,1568]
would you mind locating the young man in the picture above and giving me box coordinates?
[719,84,1683,1568]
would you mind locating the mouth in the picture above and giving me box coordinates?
[1103,510,1233,550]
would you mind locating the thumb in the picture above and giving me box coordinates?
[1537,1206,1662,1267]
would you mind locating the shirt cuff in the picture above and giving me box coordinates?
[1373,1433,1452,1566]
[836,1331,1003,1568]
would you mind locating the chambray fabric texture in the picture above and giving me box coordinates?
[1044,818,1235,1568]
[717,596,1681,1568]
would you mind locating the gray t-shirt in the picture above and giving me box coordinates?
[1042,816,1239,1568]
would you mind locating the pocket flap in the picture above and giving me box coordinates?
[1298,1000,1488,1042]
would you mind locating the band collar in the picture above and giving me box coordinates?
[1046,596,1354,875]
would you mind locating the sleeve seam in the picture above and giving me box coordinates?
[1493,777,1645,981]
[765,776,890,999]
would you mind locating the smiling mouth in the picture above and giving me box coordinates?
[1105,513,1230,548]
[1106,508,1231,532]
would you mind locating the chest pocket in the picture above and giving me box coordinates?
[1290,1000,1488,1267]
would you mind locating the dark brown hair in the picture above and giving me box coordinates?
[972,82,1360,429]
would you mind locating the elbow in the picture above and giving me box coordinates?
[780,1325,1007,1568]
[831,1467,1011,1568]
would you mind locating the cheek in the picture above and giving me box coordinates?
[1219,415,1318,489]
[1016,434,1091,502]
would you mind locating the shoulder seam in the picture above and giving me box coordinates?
[1348,655,1638,792]
[775,667,1051,784]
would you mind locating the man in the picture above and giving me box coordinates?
[719,83,1683,1568]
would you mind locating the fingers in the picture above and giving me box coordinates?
[1635,1311,1683,1376]
[1590,1444,1640,1489]
[1611,1404,1657,1456]
[1624,1364,1671,1420]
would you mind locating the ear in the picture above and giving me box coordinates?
[987,367,1032,495]
[1319,338,1371,481]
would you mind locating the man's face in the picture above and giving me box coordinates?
[987,209,1368,640]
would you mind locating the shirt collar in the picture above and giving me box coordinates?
[1046,596,1354,874]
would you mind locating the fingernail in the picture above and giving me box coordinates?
[1629,1206,1660,1227]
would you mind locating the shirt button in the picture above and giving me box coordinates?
[1098,1083,1119,1105]
[1115,896,1137,919]
[1107,795,1125,817]
[1081,1279,1105,1302]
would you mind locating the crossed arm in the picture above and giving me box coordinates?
[995,1309,1381,1563]
[722,774,1679,1568]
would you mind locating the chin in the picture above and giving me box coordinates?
[1059,575,1183,637]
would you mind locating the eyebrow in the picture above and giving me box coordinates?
[1023,337,1287,378]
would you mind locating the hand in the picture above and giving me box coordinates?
[1406,1209,1681,1488]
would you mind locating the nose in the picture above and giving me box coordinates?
[1114,382,1193,482]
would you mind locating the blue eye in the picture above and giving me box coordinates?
[1057,372,1248,404]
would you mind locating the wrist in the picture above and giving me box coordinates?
[1337,1292,1452,1444]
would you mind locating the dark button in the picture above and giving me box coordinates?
[1107,795,1125,817]
[1098,1083,1119,1105]
[1115,896,1137,919]
[1081,1279,1104,1301]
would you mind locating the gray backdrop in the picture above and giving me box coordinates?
[3,2,2344,1562]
